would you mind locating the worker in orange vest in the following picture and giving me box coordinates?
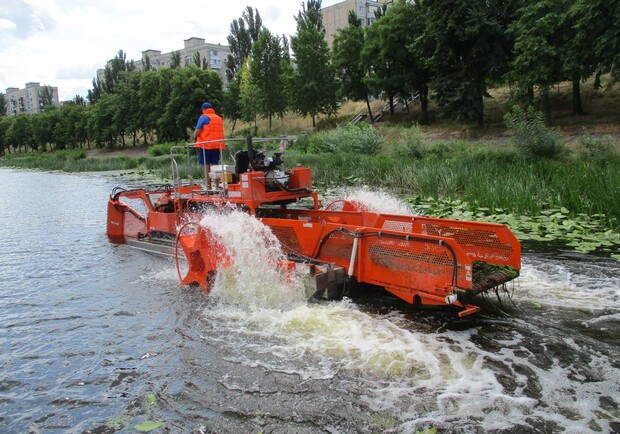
[194,102,225,189]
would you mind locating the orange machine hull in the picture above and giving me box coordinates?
[107,138,521,317]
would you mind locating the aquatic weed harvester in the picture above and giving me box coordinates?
[107,137,521,317]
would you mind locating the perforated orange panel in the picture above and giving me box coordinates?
[367,243,454,278]
[320,233,354,261]
[123,212,146,238]
[381,219,413,233]
[421,224,513,261]
[270,225,303,254]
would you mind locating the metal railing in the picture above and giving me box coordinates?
[169,137,292,198]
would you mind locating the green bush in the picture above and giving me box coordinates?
[309,123,382,155]
[578,135,615,161]
[148,142,175,157]
[291,134,310,153]
[504,106,563,160]
[388,125,425,159]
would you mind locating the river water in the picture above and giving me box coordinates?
[0,168,618,434]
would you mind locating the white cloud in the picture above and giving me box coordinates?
[0,18,17,32]
[1,0,343,101]
[0,0,57,40]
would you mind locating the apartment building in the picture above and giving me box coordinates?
[4,82,60,116]
[100,37,230,85]
[322,0,391,47]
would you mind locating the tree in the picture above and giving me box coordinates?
[171,51,181,69]
[87,76,103,104]
[158,67,223,143]
[243,6,263,43]
[560,0,594,115]
[239,63,261,131]
[0,117,12,155]
[193,52,202,68]
[54,104,89,150]
[88,49,132,103]
[225,6,263,81]
[425,0,514,126]
[0,93,7,116]
[142,54,152,71]
[289,0,339,127]
[249,29,288,130]
[71,95,86,106]
[89,93,121,149]
[509,0,568,122]
[138,70,166,144]
[222,78,242,132]
[362,1,430,117]
[224,6,265,129]
[333,12,375,121]
[38,85,55,112]
[5,114,33,153]
[114,71,142,147]
[572,0,620,85]
[31,108,59,151]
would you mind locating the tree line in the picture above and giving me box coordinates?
[0,0,618,155]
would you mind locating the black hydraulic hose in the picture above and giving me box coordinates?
[313,227,459,288]
[111,187,127,200]
[280,185,312,194]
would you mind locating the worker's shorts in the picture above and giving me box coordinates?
[197,149,220,165]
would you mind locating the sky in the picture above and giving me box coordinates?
[0,0,342,101]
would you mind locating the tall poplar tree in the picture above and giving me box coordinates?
[289,0,338,127]
[0,93,6,116]
[250,29,287,131]
[224,7,264,129]
[333,12,375,120]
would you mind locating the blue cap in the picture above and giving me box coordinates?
[201,102,212,110]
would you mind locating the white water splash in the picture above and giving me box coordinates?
[518,256,620,311]
[190,209,619,433]
[198,209,307,312]
[325,187,417,215]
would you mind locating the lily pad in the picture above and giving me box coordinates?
[135,420,164,432]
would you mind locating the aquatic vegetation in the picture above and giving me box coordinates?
[105,415,131,430]
[408,196,620,260]
[134,420,164,431]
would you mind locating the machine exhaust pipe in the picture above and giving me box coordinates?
[246,134,255,170]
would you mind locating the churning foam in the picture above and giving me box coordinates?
[324,187,416,215]
[518,256,620,311]
[190,209,619,432]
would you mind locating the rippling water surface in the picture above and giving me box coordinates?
[0,168,618,433]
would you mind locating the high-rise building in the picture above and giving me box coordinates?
[99,37,230,85]
[322,0,391,47]
[4,82,60,116]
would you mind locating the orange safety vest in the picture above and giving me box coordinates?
[195,108,225,150]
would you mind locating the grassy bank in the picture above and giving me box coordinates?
[2,130,618,226]
[2,128,619,258]
[288,148,620,227]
